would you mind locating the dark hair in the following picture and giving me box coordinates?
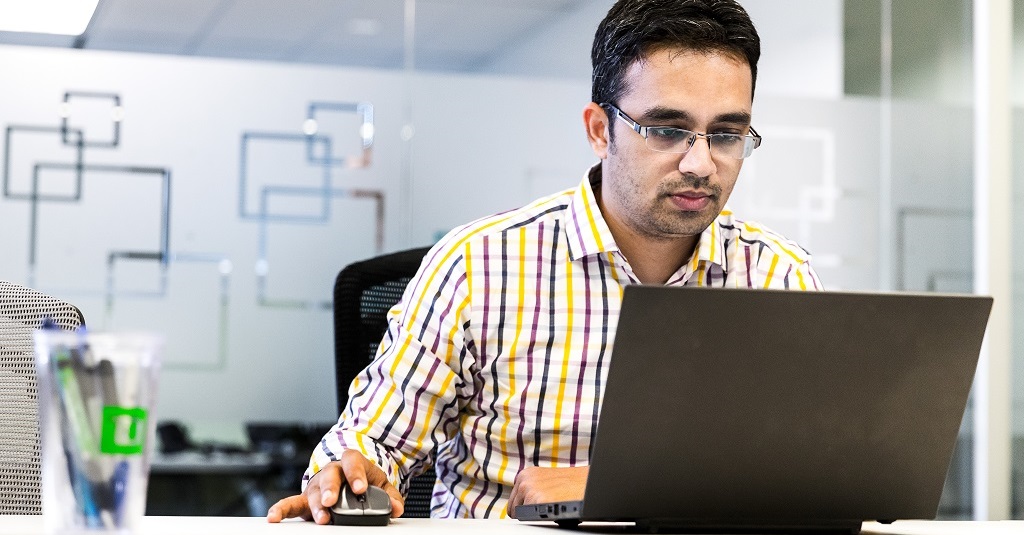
[591,0,761,108]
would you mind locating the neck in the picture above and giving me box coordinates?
[593,181,699,283]
[610,220,699,284]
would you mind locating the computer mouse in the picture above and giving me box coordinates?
[328,483,392,526]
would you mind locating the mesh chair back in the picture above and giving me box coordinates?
[0,281,85,514]
[333,247,434,517]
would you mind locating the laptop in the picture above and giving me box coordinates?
[515,286,992,534]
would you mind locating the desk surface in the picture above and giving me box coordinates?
[0,516,1021,535]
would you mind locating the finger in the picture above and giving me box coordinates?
[342,450,406,517]
[266,495,312,523]
[316,463,345,508]
[306,464,342,525]
[507,471,524,512]
[378,480,406,518]
[340,450,370,493]
[507,482,520,518]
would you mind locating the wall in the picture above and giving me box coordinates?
[2,31,1019,436]
[0,45,597,428]
[482,0,845,100]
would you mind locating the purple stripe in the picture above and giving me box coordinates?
[568,195,589,257]
[480,234,511,517]
[428,272,467,354]
[744,246,752,287]
[466,235,492,460]
[515,222,545,473]
[569,259,592,463]
[393,355,442,451]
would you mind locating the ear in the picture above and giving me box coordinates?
[583,102,611,159]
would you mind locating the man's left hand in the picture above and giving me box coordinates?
[506,466,589,518]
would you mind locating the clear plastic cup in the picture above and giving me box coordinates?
[34,329,162,534]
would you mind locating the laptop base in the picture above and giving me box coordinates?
[633,520,862,534]
[537,519,861,534]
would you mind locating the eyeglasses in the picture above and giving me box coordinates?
[601,103,762,160]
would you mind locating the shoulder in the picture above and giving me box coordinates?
[432,188,575,255]
[718,211,812,266]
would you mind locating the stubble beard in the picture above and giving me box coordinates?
[609,166,723,242]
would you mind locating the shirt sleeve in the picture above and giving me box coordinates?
[757,250,823,291]
[302,238,477,495]
[788,260,822,291]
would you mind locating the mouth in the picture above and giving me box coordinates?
[667,191,714,212]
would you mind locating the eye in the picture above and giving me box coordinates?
[647,127,691,142]
[710,133,743,146]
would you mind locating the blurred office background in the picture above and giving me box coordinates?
[0,0,1020,519]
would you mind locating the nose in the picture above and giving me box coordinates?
[678,133,717,177]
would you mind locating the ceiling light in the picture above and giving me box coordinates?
[347,18,382,37]
[0,0,100,36]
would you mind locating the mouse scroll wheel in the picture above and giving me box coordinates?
[357,493,367,503]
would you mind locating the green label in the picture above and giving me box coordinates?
[100,405,147,455]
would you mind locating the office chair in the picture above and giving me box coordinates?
[333,246,434,518]
[0,281,85,514]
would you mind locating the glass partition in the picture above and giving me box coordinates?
[1012,0,1024,520]
[0,0,1017,518]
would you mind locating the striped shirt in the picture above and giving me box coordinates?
[305,164,822,518]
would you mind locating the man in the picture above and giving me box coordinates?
[268,0,820,523]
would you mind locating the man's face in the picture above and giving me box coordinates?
[600,47,754,241]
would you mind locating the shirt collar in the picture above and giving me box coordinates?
[689,208,731,270]
[564,164,619,262]
[563,163,730,271]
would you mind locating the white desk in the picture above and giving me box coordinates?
[0,517,1020,535]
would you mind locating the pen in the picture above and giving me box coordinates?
[98,358,131,526]
[112,460,129,526]
[51,346,103,527]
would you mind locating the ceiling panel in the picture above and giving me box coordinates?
[296,0,405,65]
[86,31,195,55]
[415,1,572,51]
[300,43,405,70]
[305,1,404,48]
[198,0,341,41]
[0,0,604,74]
[89,0,226,36]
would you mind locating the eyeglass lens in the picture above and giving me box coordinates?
[645,128,754,159]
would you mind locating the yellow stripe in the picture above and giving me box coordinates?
[444,293,471,366]
[605,252,620,282]
[696,262,704,286]
[550,261,573,461]
[582,187,605,251]
[743,220,805,264]
[764,255,779,288]
[495,228,527,483]
[406,211,518,328]
[709,221,717,263]
[355,433,372,458]
[773,239,805,264]
[456,457,478,511]
[796,265,807,290]
[409,370,456,453]
[363,337,413,433]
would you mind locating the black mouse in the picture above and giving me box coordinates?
[328,484,392,526]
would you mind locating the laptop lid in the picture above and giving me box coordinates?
[573,287,991,529]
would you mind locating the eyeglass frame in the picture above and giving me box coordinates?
[600,103,762,160]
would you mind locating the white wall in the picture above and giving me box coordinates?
[3,1,1020,436]
[481,0,845,100]
[0,45,597,427]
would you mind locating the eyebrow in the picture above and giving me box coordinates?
[639,106,752,126]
